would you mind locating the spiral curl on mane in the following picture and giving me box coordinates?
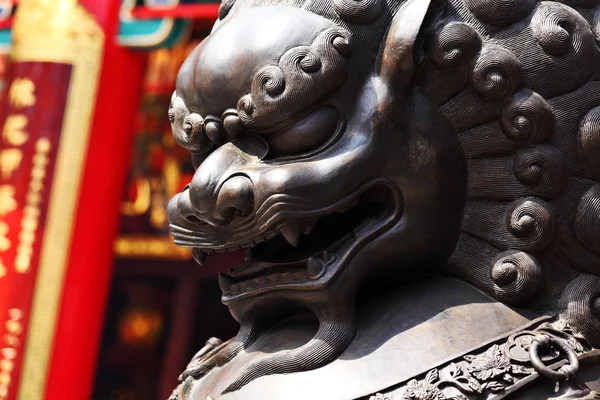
[578,106,600,178]
[461,198,556,252]
[491,250,542,306]
[237,27,352,130]
[429,22,482,68]
[333,0,384,24]
[470,45,524,100]
[513,144,568,199]
[501,89,555,144]
[257,66,286,97]
[507,197,556,252]
[575,184,600,256]
[464,0,537,26]
[298,47,322,73]
[532,2,585,57]
[332,36,352,57]
[320,28,353,58]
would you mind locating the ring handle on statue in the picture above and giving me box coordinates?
[529,334,579,381]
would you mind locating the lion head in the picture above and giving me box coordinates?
[167,0,467,392]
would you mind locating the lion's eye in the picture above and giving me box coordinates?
[267,107,340,158]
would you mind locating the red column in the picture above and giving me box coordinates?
[0,1,146,400]
[43,1,147,399]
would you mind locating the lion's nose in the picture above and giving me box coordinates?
[175,141,260,227]
[177,174,254,227]
[214,175,254,222]
[175,189,204,224]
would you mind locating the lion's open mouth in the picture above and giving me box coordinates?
[213,184,397,298]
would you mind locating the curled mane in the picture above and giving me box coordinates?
[419,0,600,347]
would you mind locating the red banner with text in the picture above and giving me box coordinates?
[0,61,72,400]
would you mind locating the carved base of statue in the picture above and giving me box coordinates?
[163,0,600,398]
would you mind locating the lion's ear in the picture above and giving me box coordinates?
[376,0,436,93]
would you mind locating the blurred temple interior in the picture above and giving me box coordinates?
[0,1,243,400]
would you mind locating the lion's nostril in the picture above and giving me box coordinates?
[175,189,204,224]
[184,214,202,224]
[216,175,254,220]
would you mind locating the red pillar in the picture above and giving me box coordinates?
[0,1,146,399]
[44,1,147,399]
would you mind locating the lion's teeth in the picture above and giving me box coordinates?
[229,283,240,294]
[293,271,305,281]
[192,249,207,266]
[218,273,234,292]
[256,276,268,285]
[281,272,294,282]
[281,225,302,247]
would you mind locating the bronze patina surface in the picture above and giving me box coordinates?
[166,0,600,398]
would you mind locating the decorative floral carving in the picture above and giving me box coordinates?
[444,363,482,395]
[462,343,532,392]
[391,318,592,400]
[464,344,511,381]
[399,365,483,400]
[403,370,446,400]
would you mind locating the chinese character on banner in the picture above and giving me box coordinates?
[8,79,36,109]
[0,186,16,216]
[2,115,28,147]
[0,150,22,180]
[0,222,10,252]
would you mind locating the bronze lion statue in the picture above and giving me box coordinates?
[166,0,600,398]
